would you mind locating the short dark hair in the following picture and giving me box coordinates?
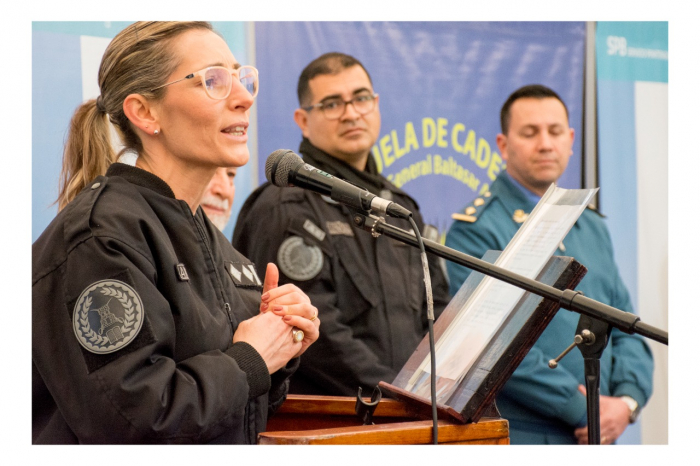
[500,84,569,134]
[297,52,373,106]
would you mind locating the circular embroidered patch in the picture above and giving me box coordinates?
[72,279,145,354]
[277,236,324,281]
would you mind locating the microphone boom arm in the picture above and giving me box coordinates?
[351,212,668,346]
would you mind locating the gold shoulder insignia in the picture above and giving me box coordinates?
[451,213,477,223]
[512,209,529,224]
[452,194,497,223]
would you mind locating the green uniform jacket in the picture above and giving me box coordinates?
[445,171,653,444]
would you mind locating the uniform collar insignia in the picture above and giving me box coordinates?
[513,209,529,224]
[226,262,262,287]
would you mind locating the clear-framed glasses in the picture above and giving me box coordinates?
[152,65,259,100]
[302,92,378,120]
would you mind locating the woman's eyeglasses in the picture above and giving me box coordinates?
[152,65,258,100]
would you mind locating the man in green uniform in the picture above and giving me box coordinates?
[445,84,653,444]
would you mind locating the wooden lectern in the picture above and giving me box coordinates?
[259,254,585,445]
[259,394,509,445]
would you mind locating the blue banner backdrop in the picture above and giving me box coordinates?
[254,21,586,236]
[596,21,668,445]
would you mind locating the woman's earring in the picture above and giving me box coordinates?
[154,129,160,135]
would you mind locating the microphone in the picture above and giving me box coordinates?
[265,149,412,219]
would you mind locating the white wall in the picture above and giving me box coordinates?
[635,81,669,444]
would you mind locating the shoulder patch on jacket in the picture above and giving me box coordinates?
[277,236,324,281]
[451,192,495,223]
[68,269,156,374]
[72,279,145,355]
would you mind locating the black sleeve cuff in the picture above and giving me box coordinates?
[226,341,271,398]
[272,357,300,384]
[268,357,300,416]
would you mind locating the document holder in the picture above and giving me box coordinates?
[380,250,587,424]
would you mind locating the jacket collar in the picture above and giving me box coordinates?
[106,163,176,199]
[492,171,538,214]
[493,171,584,231]
[298,138,412,200]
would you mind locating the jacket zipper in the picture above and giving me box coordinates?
[192,210,235,336]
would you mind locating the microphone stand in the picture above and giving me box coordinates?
[351,212,667,344]
[576,316,612,445]
[549,315,612,444]
[351,212,668,444]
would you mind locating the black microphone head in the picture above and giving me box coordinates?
[265,149,303,187]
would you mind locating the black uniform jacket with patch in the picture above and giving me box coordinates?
[32,163,297,444]
[233,139,450,396]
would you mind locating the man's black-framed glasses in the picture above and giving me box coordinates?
[302,92,378,120]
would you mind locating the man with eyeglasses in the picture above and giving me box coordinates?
[233,52,450,396]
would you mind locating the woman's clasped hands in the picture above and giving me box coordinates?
[233,263,319,373]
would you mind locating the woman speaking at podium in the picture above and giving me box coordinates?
[32,21,319,444]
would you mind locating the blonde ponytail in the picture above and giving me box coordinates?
[56,21,213,210]
[58,99,116,210]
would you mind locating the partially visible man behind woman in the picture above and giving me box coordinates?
[201,166,237,232]
[32,21,319,444]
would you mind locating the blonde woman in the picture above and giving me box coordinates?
[32,22,319,444]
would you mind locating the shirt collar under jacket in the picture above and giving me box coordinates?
[503,170,542,206]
